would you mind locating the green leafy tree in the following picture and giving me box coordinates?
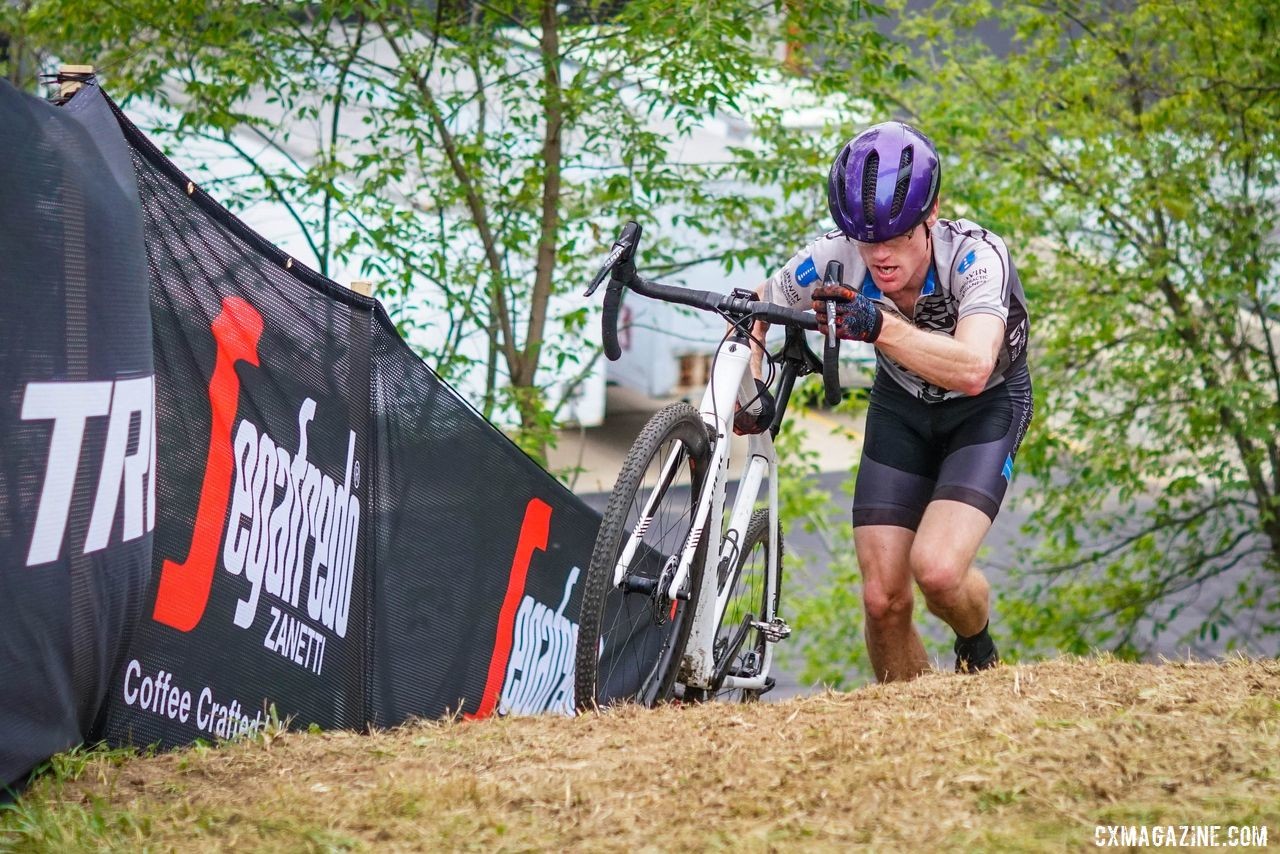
[19,0,901,461]
[1,0,49,88]
[896,0,1280,655]
[18,0,945,684]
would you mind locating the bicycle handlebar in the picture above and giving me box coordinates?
[586,221,840,404]
[623,272,816,334]
[587,222,818,360]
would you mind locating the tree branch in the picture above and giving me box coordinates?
[378,20,521,381]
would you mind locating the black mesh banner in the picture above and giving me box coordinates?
[0,81,154,786]
[90,89,596,751]
[1,80,603,782]
[96,110,376,747]
[368,329,599,724]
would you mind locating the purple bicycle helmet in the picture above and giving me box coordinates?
[828,121,941,243]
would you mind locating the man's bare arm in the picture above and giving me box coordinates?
[748,283,770,380]
[873,313,1005,397]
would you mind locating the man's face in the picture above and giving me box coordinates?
[855,221,934,295]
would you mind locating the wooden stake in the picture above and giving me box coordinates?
[56,64,95,102]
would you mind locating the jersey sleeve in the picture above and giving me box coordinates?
[763,232,850,310]
[952,239,1011,323]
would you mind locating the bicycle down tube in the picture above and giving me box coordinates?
[681,334,781,692]
[610,443,687,589]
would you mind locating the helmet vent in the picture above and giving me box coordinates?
[890,146,914,219]
[861,151,879,227]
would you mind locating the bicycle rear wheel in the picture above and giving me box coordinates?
[575,402,712,710]
[707,507,782,703]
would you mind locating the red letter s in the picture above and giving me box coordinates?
[152,297,263,631]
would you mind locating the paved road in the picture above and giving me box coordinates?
[578,470,1278,700]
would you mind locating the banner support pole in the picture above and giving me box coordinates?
[53,65,95,104]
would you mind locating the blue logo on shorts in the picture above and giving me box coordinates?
[796,257,818,286]
[958,250,977,274]
[1001,454,1014,482]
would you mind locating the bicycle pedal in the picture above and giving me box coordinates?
[752,618,791,643]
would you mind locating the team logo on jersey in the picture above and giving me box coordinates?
[774,270,802,306]
[957,249,978,274]
[1008,316,1029,363]
[959,266,992,300]
[795,257,818,287]
[914,298,957,333]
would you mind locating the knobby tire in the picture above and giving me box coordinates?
[574,403,712,710]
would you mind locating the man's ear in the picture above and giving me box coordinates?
[925,198,940,228]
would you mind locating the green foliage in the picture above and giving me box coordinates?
[0,743,150,851]
[20,742,143,787]
[11,0,905,459]
[0,793,145,852]
[897,0,1280,656]
[770,0,1280,671]
[1,1,47,89]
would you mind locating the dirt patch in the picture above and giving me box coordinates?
[6,657,1280,851]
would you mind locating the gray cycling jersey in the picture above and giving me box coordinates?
[764,218,1030,403]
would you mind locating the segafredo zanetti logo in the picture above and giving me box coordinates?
[151,297,360,678]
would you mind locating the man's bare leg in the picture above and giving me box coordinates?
[910,500,993,636]
[911,499,998,670]
[854,524,931,682]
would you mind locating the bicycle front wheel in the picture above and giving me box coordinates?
[708,507,782,703]
[575,402,712,710]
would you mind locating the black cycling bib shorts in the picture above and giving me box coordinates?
[852,363,1034,530]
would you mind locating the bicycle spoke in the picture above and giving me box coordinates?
[709,509,780,703]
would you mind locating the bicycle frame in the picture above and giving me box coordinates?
[605,326,802,695]
[583,222,831,706]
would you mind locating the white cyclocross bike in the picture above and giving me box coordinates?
[574,222,846,707]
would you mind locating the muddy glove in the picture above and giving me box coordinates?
[733,378,776,436]
[812,284,883,343]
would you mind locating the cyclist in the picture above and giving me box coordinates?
[741,120,1032,681]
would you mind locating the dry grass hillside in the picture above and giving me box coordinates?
[3,657,1279,852]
